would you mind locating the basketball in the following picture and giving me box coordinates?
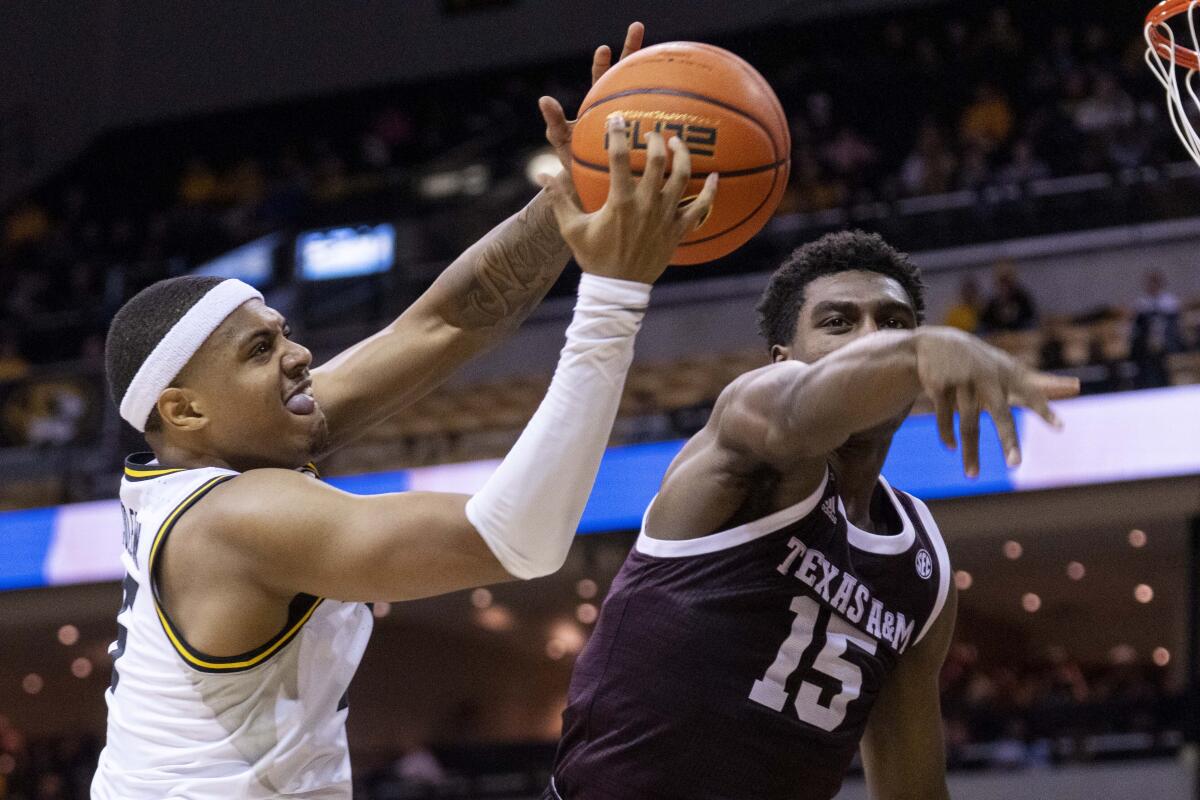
[570,42,791,265]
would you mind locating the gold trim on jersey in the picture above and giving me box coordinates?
[124,464,187,480]
[147,475,324,673]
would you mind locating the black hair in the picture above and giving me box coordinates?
[105,276,225,432]
[755,230,926,348]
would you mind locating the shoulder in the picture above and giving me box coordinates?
[168,467,362,600]
[710,361,810,446]
[186,467,341,549]
[207,466,317,506]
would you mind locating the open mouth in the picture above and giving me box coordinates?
[284,378,316,416]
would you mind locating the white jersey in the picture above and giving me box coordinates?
[92,455,374,799]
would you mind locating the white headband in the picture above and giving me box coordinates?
[119,279,264,432]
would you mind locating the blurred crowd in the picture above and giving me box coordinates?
[0,720,98,800]
[941,645,1188,772]
[774,8,1171,214]
[1,258,1198,508]
[0,649,1183,799]
[2,2,1200,504]
[940,265,1200,393]
[0,3,1186,368]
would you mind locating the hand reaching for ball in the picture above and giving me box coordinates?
[541,22,645,171]
[539,115,717,285]
[540,28,789,266]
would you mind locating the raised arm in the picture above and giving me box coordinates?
[859,585,958,800]
[717,332,923,472]
[311,23,647,454]
[201,472,508,601]
[203,123,716,603]
[716,326,1078,475]
[648,328,1078,537]
[310,192,569,452]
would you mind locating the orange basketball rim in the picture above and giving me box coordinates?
[1145,0,1200,166]
[1146,0,1200,70]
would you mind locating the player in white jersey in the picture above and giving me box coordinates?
[101,460,374,797]
[92,22,719,798]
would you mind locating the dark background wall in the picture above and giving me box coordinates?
[0,0,939,204]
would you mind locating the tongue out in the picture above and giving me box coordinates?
[286,393,316,415]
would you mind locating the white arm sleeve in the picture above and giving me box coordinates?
[465,272,651,580]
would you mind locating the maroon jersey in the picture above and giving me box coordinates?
[552,468,950,800]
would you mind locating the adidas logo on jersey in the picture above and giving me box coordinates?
[821,496,838,523]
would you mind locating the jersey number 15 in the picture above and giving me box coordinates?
[749,594,876,731]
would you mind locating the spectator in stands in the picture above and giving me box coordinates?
[221,157,266,206]
[1106,123,1153,170]
[359,130,392,170]
[960,84,1014,153]
[312,146,350,203]
[392,745,447,789]
[2,200,50,251]
[981,261,1038,332]
[821,125,878,184]
[19,381,88,447]
[1038,320,1067,370]
[35,771,68,799]
[1130,270,1185,388]
[997,139,1050,185]
[988,720,1033,769]
[0,331,29,383]
[943,277,982,333]
[957,144,993,190]
[900,121,957,196]
[178,158,220,206]
[4,270,51,320]
[1073,72,1136,134]
[371,106,415,157]
[980,8,1023,62]
[0,4,1183,390]
[787,148,846,212]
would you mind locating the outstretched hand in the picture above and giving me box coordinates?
[541,22,646,171]
[538,115,717,285]
[915,327,1080,478]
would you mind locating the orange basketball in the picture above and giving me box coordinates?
[571,42,790,265]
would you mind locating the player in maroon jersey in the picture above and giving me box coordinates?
[548,231,1080,800]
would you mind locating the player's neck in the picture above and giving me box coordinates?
[830,432,893,531]
[149,436,238,473]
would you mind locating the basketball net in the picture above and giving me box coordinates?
[1145,0,1200,167]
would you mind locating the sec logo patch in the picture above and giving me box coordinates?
[915,549,933,580]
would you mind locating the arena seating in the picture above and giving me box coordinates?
[3,1,1198,370]
[317,316,1200,476]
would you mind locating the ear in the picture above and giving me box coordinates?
[770,344,791,364]
[156,387,208,433]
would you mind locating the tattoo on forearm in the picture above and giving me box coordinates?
[448,195,570,330]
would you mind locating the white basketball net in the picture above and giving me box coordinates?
[1145,1,1200,166]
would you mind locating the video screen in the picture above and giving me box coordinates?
[295,223,396,282]
[192,233,281,288]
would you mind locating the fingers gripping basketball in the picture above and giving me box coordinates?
[542,115,717,284]
[570,42,790,265]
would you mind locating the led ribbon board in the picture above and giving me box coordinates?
[2,386,1198,590]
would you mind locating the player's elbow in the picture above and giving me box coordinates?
[468,512,574,581]
[496,533,573,581]
[464,492,578,581]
